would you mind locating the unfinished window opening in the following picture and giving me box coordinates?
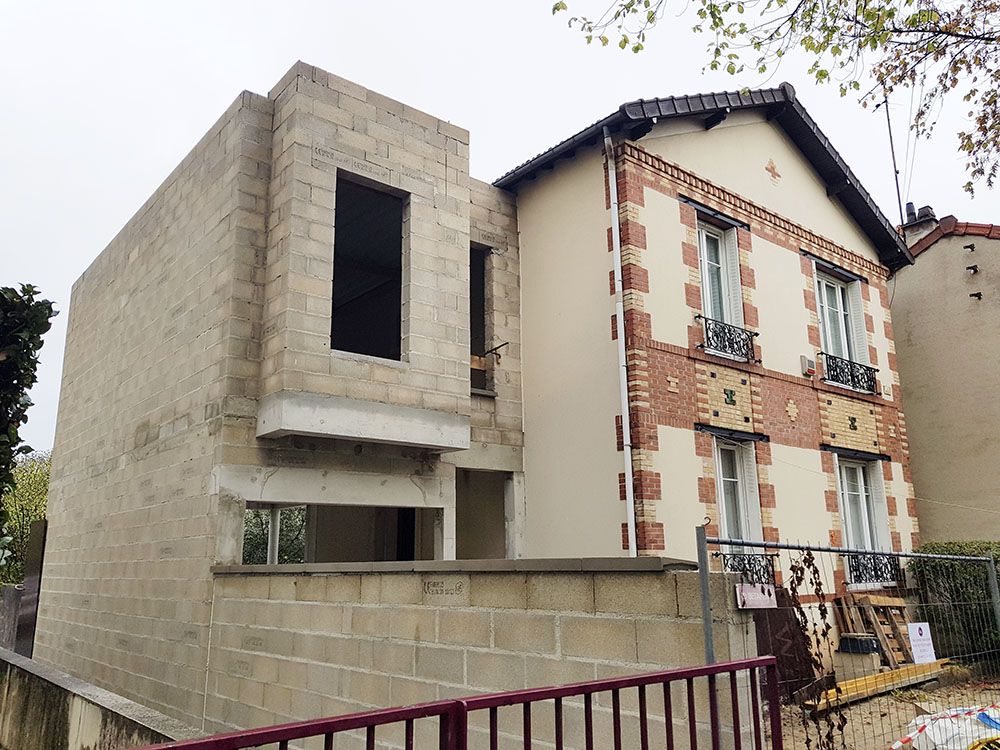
[470,245,491,391]
[241,505,306,565]
[456,469,507,559]
[332,176,404,360]
[305,505,435,563]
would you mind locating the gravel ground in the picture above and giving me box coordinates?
[779,681,1000,749]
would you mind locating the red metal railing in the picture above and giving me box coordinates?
[139,656,782,750]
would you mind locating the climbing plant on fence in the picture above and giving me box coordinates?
[909,541,1000,665]
[0,284,57,563]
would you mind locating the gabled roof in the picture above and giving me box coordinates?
[910,215,1000,257]
[493,83,912,271]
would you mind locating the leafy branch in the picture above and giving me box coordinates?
[554,0,1000,192]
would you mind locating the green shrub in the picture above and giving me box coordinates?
[908,541,1000,662]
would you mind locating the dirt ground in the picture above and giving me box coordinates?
[779,681,1000,749]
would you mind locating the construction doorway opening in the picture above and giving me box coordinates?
[455,469,507,559]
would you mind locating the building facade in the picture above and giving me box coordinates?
[894,207,1000,542]
[37,63,920,727]
[505,89,919,568]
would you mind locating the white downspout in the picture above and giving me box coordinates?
[603,127,638,558]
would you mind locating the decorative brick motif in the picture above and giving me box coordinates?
[819,394,879,453]
[785,399,799,422]
[696,365,754,431]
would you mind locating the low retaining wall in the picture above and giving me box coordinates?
[0,646,198,750]
[205,559,756,742]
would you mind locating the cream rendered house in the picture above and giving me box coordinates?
[37,63,919,726]
[503,87,920,571]
[894,206,1000,542]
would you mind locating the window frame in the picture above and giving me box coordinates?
[698,223,733,325]
[713,437,763,545]
[835,457,889,552]
[697,220,748,361]
[816,273,855,361]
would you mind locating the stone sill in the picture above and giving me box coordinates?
[212,556,698,576]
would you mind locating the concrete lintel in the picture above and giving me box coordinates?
[211,556,699,575]
[214,464,453,509]
[256,391,470,452]
[444,442,523,472]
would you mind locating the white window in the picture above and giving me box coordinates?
[815,272,868,366]
[714,438,763,543]
[698,223,743,327]
[836,459,890,552]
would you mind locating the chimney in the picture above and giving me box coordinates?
[901,202,939,247]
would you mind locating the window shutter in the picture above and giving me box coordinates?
[869,461,892,551]
[813,262,827,352]
[724,230,744,327]
[847,282,869,365]
[741,442,764,542]
[832,452,849,545]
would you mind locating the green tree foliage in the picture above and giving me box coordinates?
[909,541,1000,663]
[0,452,49,584]
[0,285,56,552]
[554,0,1000,192]
[242,506,307,565]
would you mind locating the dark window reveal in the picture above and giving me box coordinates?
[332,177,403,360]
[470,245,489,391]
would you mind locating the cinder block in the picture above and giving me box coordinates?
[675,571,733,618]
[560,617,639,662]
[468,574,527,609]
[389,607,436,641]
[466,651,526,692]
[348,606,392,638]
[635,620,707,668]
[414,644,464,684]
[372,642,415,675]
[493,612,556,654]
[594,573,678,616]
[437,609,490,647]
[380,574,423,604]
[526,573,595,613]
[522,656,596,689]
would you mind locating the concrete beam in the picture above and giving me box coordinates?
[256,391,470,452]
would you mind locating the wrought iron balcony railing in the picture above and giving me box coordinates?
[844,552,901,585]
[721,552,777,587]
[820,351,879,394]
[695,315,760,363]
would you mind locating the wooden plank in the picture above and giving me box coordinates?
[859,596,899,668]
[804,660,949,713]
[886,610,914,662]
[865,594,906,608]
[470,355,488,370]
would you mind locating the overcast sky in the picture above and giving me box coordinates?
[2,1,994,452]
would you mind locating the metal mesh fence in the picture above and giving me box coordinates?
[699,532,1000,750]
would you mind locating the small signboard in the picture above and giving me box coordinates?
[907,621,937,664]
[736,583,777,609]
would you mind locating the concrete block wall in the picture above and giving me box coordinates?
[465,179,523,454]
[0,646,198,749]
[40,62,529,724]
[36,90,274,726]
[202,566,754,743]
[259,62,474,418]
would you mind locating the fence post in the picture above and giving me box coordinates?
[987,553,1000,636]
[696,525,715,664]
[765,660,784,750]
